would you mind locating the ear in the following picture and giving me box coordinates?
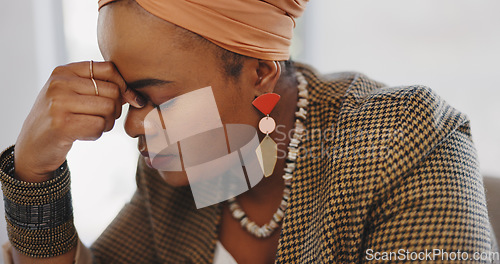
[254,60,281,96]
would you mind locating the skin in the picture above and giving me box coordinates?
[12,0,299,263]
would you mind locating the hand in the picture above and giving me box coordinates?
[14,61,144,182]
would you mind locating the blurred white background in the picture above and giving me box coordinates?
[0,0,499,258]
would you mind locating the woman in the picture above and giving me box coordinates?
[1,0,497,263]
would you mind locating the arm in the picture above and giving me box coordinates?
[0,61,145,264]
[7,178,159,264]
[1,156,154,264]
[10,245,78,264]
[0,147,83,263]
[3,235,92,264]
[362,124,496,262]
[1,155,155,264]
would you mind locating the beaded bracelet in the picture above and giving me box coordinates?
[0,145,78,258]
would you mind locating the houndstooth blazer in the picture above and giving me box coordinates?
[5,64,498,264]
[5,64,492,264]
[87,63,496,263]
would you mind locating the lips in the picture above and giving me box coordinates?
[140,149,179,170]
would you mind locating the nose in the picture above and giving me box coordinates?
[124,104,154,138]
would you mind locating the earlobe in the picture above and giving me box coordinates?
[255,60,281,95]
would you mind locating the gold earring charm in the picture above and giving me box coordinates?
[252,93,280,177]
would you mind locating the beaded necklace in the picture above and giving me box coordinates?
[227,71,308,238]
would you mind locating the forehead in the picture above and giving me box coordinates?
[97,1,215,82]
[98,1,180,59]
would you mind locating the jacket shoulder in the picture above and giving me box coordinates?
[296,63,469,165]
[338,77,470,176]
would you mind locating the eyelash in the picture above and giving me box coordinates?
[128,87,176,109]
[130,90,158,108]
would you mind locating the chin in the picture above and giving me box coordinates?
[158,170,190,187]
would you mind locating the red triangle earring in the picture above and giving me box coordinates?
[253,93,280,177]
[252,93,280,115]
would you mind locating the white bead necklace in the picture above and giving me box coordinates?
[227,70,309,238]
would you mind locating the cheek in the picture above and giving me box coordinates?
[213,85,257,124]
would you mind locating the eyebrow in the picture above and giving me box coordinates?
[126,78,173,90]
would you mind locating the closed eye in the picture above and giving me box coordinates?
[158,97,177,110]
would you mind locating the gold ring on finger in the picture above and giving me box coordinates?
[90,60,99,96]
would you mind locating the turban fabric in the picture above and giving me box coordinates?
[98,0,308,60]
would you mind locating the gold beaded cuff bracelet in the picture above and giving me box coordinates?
[0,145,78,258]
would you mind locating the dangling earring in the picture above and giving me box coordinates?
[252,93,281,177]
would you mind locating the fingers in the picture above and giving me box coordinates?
[60,76,119,97]
[65,61,145,108]
[46,75,123,119]
[65,114,107,141]
[13,62,139,180]
[74,79,122,119]
[64,95,121,131]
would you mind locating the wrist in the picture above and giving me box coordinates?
[13,147,56,183]
[13,164,56,183]
[0,145,77,258]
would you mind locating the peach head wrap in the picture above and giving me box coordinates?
[98,0,308,60]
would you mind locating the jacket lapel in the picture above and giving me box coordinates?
[140,159,222,263]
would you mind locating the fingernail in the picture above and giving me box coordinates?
[135,95,146,107]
